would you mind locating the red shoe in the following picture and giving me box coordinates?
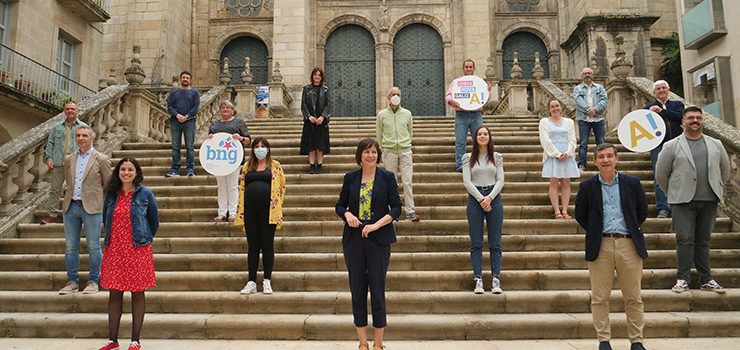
[128,341,141,350]
[98,340,119,350]
[40,215,58,224]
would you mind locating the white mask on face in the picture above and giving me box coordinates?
[390,95,401,106]
[253,147,268,160]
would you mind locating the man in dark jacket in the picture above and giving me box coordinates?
[575,143,648,350]
[642,80,683,218]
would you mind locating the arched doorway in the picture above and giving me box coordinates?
[325,24,376,117]
[220,36,269,84]
[502,31,549,80]
[393,23,445,116]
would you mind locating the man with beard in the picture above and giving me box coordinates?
[656,106,731,294]
[165,71,201,177]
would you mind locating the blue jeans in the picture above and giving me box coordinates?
[577,120,605,167]
[454,111,483,170]
[467,190,503,278]
[63,201,103,283]
[650,144,668,212]
[170,118,196,170]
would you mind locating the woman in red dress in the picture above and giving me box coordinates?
[98,158,159,350]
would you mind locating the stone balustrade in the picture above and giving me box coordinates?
[194,85,230,141]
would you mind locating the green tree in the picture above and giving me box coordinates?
[659,32,683,97]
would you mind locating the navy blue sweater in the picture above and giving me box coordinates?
[166,88,201,121]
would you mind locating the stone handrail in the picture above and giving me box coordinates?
[624,77,740,226]
[194,85,230,140]
[0,84,131,237]
[533,80,577,119]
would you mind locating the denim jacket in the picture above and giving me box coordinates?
[44,118,88,166]
[103,184,159,247]
[572,82,608,122]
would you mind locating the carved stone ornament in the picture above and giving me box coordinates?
[224,0,273,18]
[219,57,232,85]
[510,51,523,80]
[532,51,544,80]
[124,45,146,85]
[378,0,390,31]
[241,56,253,84]
[271,61,283,83]
[485,56,496,80]
[610,35,633,80]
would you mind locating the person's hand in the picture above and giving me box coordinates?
[449,100,460,108]
[46,160,54,169]
[649,105,662,114]
[317,116,325,125]
[232,133,241,141]
[479,196,492,212]
[344,212,361,228]
[309,116,318,125]
[207,134,214,139]
[587,108,597,117]
[558,153,568,161]
[362,223,379,237]
[177,114,187,123]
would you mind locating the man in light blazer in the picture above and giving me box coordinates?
[655,106,731,294]
[59,125,112,295]
[575,143,648,350]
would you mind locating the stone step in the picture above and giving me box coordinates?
[17,218,733,238]
[1,290,738,314]
[3,250,739,272]
[1,312,737,340]
[2,269,738,292]
[6,233,740,254]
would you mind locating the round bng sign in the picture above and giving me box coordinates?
[199,133,244,176]
[449,75,489,111]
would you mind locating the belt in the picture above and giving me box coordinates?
[476,185,494,191]
[602,233,632,239]
[71,199,82,203]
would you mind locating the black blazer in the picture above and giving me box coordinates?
[301,84,331,124]
[335,167,401,246]
[642,99,684,145]
[575,173,648,262]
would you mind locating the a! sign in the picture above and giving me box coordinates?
[199,132,244,176]
[617,109,666,153]
[450,75,489,111]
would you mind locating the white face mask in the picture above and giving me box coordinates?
[253,147,268,160]
[390,95,401,106]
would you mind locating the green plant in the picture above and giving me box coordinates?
[659,32,683,97]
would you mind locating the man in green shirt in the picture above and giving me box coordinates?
[376,87,420,222]
[41,101,88,224]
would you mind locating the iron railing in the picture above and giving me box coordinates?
[0,44,96,107]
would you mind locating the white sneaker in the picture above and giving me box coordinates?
[473,278,484,294]
[700,279,726,294]
[671,279,689,293]
[263,279,273,294]
[491,277,502,294]
[240,281,257,294]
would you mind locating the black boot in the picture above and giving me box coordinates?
[316,163,323,174]
[309,164,316,174]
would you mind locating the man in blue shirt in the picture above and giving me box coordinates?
[575,143,648,350]
[166,71,201,177]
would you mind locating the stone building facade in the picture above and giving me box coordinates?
[101,0,678,117]
[0,0,109,145]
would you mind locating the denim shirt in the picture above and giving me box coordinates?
[44,118,88,166]
[572,82,608,122]
[103,184,159,247]
[598,172,629,235]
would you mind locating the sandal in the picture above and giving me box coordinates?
[554,213,564,219]
[373,343,386,350]
[358,343,369,350]
[213,215,226,222]
[562,213,572,219]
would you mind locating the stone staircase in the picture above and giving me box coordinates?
[1,115,739,340]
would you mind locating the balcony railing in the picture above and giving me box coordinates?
[0,44,96,108]
[682,0,727,49]
[57,0,111,22]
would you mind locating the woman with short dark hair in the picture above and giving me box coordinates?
[336,138,401,350]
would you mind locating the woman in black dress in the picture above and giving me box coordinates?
[300,67,330,174]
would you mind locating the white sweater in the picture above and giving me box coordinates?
[538,117,576,162]
[461,152,504,201]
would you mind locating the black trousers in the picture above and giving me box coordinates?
[244,203,276,281]
[343,233,391,328]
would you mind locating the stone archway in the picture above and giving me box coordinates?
[502,31,549,80]
[324,24,376,117]
[392,23,445,116]
[220,36,269,84]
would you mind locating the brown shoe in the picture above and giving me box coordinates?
[41,215,58,224]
